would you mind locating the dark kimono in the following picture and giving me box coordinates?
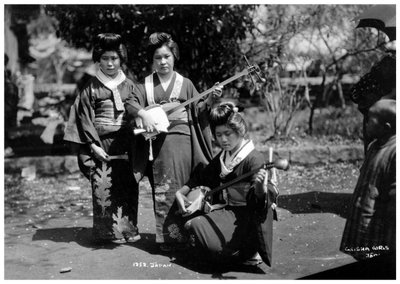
[64,76,139,242]
[184,149,276,266]
[125,72,213,244]
[340,135,396,260]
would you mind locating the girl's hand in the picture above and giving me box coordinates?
[182,195,193,207]
[254,168,268,197]
[182,208,193,217]
[254,168,279,198]
[212,83,223,97]
[138,109,159,133]
[178,206,188,215]
[90,143,110,162]
[176,187,192,215]
[207,82,223,105]
[177,196,192,215]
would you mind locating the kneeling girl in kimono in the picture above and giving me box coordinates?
[175,102,278,266]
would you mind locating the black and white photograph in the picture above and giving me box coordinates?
[2,2,397,280]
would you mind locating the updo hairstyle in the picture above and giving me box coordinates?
[92,33,128,63]
[209,102,247,138]
[146,32,180,63]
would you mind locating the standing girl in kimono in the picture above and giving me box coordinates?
[175,102,279,266]
[125,32,221,252]
[64,33,140,244]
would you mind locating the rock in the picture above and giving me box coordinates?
[60,267,72,273]
[63,156,80,174]
[21,166,36,181]
[67,186,81,191]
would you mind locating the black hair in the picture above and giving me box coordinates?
[209,102,247,138]
[92,33,127,63]
[146,32,180,63]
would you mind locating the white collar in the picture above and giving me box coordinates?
[219,139,255,178]
[95,68,126,111]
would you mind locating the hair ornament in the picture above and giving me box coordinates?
[219,102,239,113]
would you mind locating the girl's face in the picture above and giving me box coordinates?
[215,124,243,153]
[153,45,174,76]
[99,51,121,78]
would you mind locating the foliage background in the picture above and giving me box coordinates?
[41,4,388,85]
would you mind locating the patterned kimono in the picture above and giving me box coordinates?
[64,72,139,242]
[183,145,277,266]
[340,135,396,260]
[125,71,213,244]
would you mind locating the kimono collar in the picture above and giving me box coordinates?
[95,69,126,111]
[145,71,183,105]
[219,139,255,179]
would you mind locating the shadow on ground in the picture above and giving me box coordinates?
[32,227,119,250]
[278,191,352,218]
[127,234,268,276]
[32,228,267,276]
[299,254,396,280]
[171,253,266,277]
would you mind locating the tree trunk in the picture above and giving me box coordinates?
[337,81,346,108]
[4,6,20,74]
[308,73,327,135]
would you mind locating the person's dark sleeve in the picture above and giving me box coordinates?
[74,87,101,146]
[125,83,146,119]
[185,155,220,189]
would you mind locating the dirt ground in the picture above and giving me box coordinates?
[4,162,372,280]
